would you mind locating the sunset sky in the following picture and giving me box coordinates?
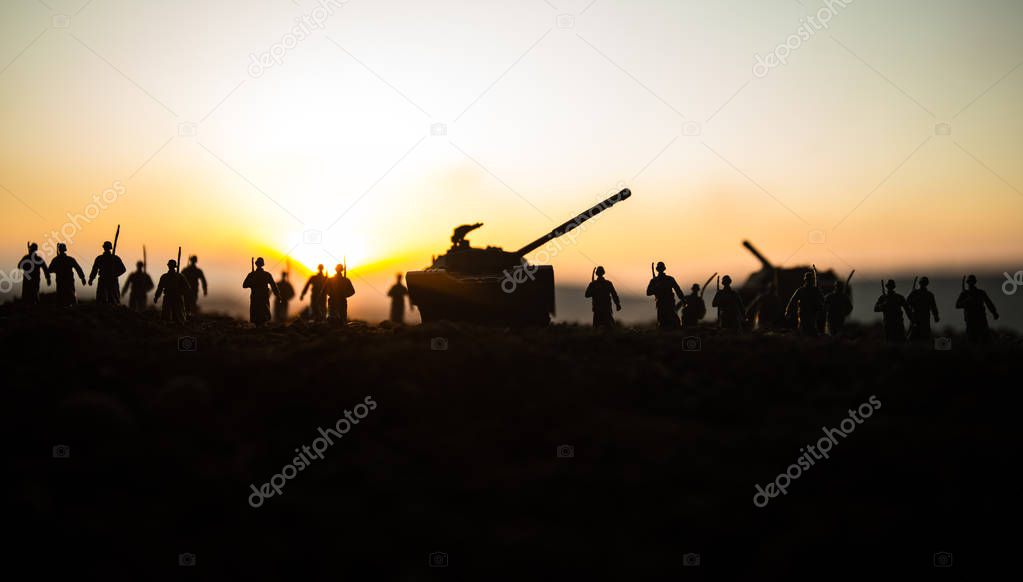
[2,0,1021,319]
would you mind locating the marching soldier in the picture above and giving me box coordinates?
[955,274,999,344]
[387,273,412,324]
[88,241,127,304]
[747,282,785,331]
[181,255,208,315]
[712,275,745,331]
[300,264,328,321]
[322,263,355,325]
[907,277,940,341]
[243,257,280,326]
[274,271,295,323]
[18,242,51,304]
[646,262,683,330]
[584,266,621,328]
[154,259,189,323]
[785,271,825,336]
[48,243,86,308]
[680,284,707,328]
[824,280,853,336]
[873,279,912,342]
[122,261,154,312]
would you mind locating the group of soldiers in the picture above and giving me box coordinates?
[584,261,1002,343]
[15,241,403,327]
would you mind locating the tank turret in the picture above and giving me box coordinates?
[407,189,632,325]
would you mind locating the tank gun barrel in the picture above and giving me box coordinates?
[742,240,774,270]
[515,188,631,257]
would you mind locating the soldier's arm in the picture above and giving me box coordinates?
[645,280,655,296]
[74,259,86,283]
[154,277,164,301]
[269,276,281,299]
[584,282,593,298]
[672,279,684,299]
[784,291,797,318]
[200,270,208,294]
[982,291,999,318]
[301,277,313,299]
[609,282,621,309]
[873,296,884,312]
[930,294,939,320]
[122,276,131,295]
[242,273,252,289]
[712,292,720,307]
[88,259,98,283]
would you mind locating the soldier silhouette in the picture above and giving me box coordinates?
[747,281,785,331]
[48,243,86,307]
[955,274,999,344]
[785,271,825,336]
[646,262,683,329]
[300,264,328,321]
[243,257,280,326]
[874,279,912,342]
[181,255,208,315]
[824,281,853,336]
[584,266,621,328]
[154,259,189,323]
[907,277,940,341]
[322,263,355,325]
[274,271,295,323]
[387,273,412,324]
[712,275,745,331]
[122,261,154,312]
[680,284,707,328]
[18,242,51,304]
[88,241,127,304]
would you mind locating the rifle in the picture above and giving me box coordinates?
[251,257,255,272]
[177,247,181,273]
[812,264,818,287]
[912,276,918,291]
[845,269,855,287]
[112,224,120,255]
[650,262,655,278]
[591,267,596,282]
[701,273,717,298]
[961,275,966,292]
[716,275,721,291]
[880,280,885,295]
[143,245,147,273]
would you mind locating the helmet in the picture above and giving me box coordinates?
[57,243,67,253]
[255,257,265,267]
[722,275,732,285]
[136,261,144,268]
[655,261,666,272]
[919,276,930,286]
[595,266,605,276]
[28,242,38,252]
[102,241,113,250]
[885,279,896,289]
[966,274,977,284]
[168,259,177,268]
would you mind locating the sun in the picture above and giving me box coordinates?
[280,231,372,276]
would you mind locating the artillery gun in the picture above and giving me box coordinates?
[739,240,847,310]
[407,189,632,325]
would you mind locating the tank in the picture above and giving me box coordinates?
[407,189,632,325]
[739,240,846,306]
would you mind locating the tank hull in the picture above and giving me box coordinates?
[407,265,555,325]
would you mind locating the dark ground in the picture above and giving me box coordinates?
[5,301,1018,579]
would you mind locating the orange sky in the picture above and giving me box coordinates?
[2,0,1021,317]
